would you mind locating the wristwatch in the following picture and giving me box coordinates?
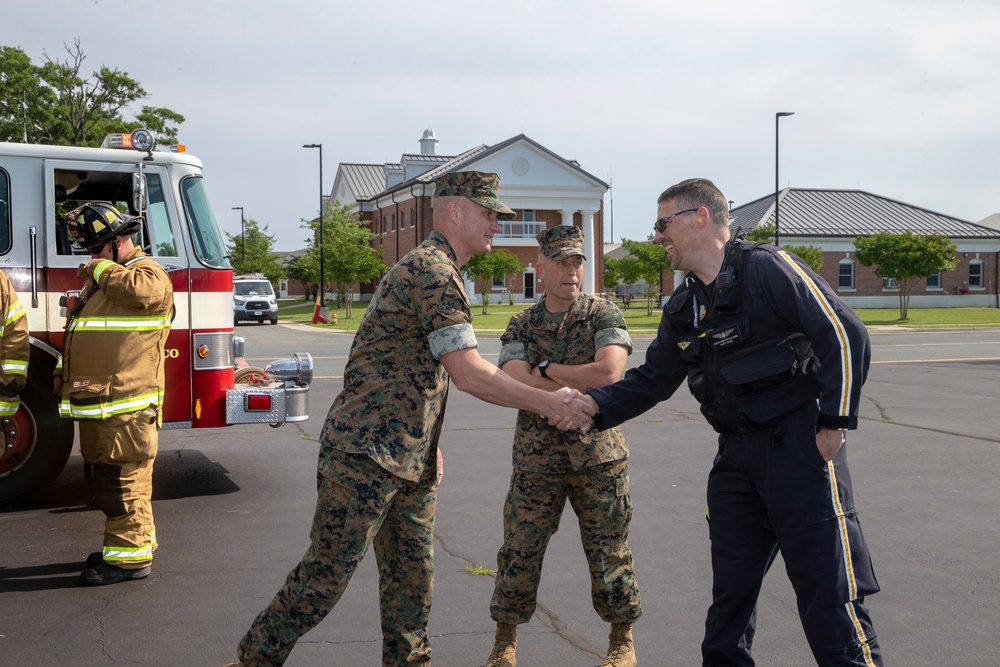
[537,360,551,379]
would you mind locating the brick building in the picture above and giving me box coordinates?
[328,129,608,303]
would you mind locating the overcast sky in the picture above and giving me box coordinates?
[6,0,999,250]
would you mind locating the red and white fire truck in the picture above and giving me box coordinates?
[0,129,312,503]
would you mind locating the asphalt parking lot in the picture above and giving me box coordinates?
[2,324,998,666]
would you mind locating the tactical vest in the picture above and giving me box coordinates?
[666,240,821,434]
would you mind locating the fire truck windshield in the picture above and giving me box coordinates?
[180,176,231,268]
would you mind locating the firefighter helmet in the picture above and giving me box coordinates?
[65,202,142,251]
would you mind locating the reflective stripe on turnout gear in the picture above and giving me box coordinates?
[69,315,172,332]
[60,392,164,419]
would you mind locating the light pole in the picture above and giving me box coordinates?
[775,112,794,247]
[302,143,326,311]
[231,206,245,262]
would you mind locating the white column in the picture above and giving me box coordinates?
[581,210,596,295]
[559,210,575,227]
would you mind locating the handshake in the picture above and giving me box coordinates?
[544,388,599,431]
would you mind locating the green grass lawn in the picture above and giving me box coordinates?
[278,298,1000,334]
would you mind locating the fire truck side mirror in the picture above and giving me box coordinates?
[132,173,148,213]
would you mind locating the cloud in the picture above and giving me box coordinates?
[6,0,999,246]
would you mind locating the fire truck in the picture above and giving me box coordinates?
[0,129,312,504]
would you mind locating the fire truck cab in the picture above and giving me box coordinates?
[0,130,312,504]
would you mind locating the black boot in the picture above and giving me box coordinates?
[80,563,151,586]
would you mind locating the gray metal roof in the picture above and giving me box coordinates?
[414,144,491,182]
[400,153,453,164]
[977,212,1000,231]
[730,188,999,239]
[340,163,387,200]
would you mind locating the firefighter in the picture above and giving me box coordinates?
[0,269,29,421]
[57,201,173,586]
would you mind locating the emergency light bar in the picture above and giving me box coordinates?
[101,128,157,152]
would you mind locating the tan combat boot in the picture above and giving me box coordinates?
[484,622,517,667]
[601,623,637,667]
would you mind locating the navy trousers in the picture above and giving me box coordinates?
[702,401,883,666]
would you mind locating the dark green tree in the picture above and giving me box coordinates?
[0,40,184,146]
[225,219,286,286]
[854,231,957,319]
[463,249,524,314]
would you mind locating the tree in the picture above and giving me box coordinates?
[603,256,621,292]
[284,255,315,301]
[782,245,825,273]
[620,239,672,314]
[854,232,957,319]
[301,202,387,319]
[462,249,524,314]
[224,219,286,286]
[0,40,184,146]
[742,223,824,272]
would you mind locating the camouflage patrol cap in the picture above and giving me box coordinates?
[536,224,587,261]
[433,171,516,221]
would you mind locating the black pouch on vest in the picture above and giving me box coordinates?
[719,335,799,396]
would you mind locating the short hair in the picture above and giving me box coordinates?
[657,178,729,227]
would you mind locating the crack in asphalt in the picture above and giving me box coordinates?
[864,396,1000,444]
[433,532,604,662]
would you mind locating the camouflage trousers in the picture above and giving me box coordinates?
[490,459,641,625]
[79,411,159,570]
[238,448,436,667]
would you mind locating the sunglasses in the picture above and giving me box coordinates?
[653,208,698,233]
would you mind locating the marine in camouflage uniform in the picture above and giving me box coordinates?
[232,171,595,667]
[486,225,641,667]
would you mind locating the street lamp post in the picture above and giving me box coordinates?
[231,206,245,262]
[775,112,794,247]
[302,143,326,312]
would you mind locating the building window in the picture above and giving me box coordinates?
[391,213,396,232]
[838,260,854,290]
[411,207,416,228]
[926,273,941,290]
[882,276,898,290]
[969,261,983,289]
[523,210,535,222]
[492,274,505,289]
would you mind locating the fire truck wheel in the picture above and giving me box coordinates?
[0,368,75,505]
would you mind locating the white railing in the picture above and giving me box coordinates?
[497,221,545,238]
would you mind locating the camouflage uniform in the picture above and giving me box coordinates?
[490,291,642,626]
[238,229,477,667]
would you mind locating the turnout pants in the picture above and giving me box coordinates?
[79,410,159,569]
[702,401,882,666]
[490,459,641,626]
[238,448,436,667]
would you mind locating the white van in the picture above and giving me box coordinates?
[234,275,278,324]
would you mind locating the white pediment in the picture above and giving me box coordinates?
[460,137,607,211]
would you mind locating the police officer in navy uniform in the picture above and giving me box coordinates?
[580,178,883,666]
